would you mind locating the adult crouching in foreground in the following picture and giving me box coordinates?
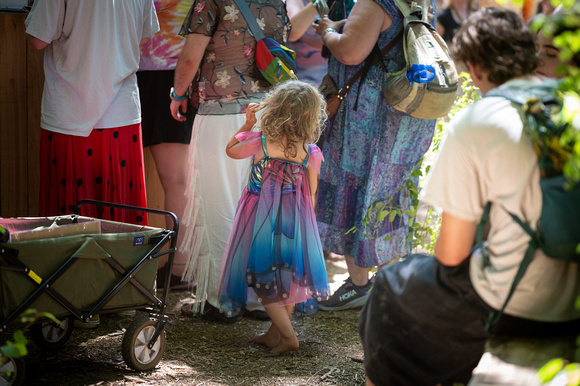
[358,8,580,385]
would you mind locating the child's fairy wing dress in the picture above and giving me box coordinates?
[217,131,330,316]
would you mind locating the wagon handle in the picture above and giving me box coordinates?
[73,199,179,236]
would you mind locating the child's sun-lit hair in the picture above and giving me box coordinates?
[257,80,327,158]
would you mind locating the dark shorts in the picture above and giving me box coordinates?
[358,254,491,385]
[137,70,195,148]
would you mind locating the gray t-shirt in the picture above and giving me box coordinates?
[422,78,580,322]
[25,0,159,136]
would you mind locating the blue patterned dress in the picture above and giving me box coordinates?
[316,0,436,268]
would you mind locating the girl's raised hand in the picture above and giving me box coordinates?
[245,103,260,128]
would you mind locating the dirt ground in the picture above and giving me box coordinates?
[19,257,368,385]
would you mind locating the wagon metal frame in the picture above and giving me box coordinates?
[0,199,180,384]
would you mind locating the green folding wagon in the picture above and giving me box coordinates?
[0,200,179,385]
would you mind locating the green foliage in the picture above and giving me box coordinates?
[538,358,567,383]
[410,73,481,254]
[532,5,580,383]
[430,72,481,154]
[537,359,580,385]
[1,309,61,380]
[1,309,60,359]
[532,1,580,183]
[0,330,27,359]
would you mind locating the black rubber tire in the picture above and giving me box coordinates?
[121,316,165,371]
[0,356,25,386]
[29,316,74,350]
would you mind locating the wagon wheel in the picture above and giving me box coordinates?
[121,316,165,371]
[0,356,25,386]
[29,316,74,350]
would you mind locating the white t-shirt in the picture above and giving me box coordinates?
[25,0,160,137]
[422,78,580,322]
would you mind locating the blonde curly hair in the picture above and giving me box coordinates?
[257,80,327,158]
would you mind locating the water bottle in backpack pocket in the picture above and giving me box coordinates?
[382,0,458,119]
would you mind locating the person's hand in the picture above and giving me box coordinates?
[170,98,188,122]
[312,16,346,36]
[244,103,260,128]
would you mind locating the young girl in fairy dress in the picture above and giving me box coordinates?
[217,80,330,354]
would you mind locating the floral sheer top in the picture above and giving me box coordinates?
[180,0,291,102]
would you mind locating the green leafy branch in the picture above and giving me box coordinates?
[1,309,60,379]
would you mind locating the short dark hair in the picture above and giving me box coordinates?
[451,7,539,85]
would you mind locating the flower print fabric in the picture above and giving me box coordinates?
[223,5,240,21]
[180,0,291,101]
[194,2,206,14]
[140,0,191,71]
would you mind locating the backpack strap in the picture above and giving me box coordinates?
[485,224,540,332]
[233,0,265,41]
[476,201,492,268]
[480,202,543,332]
[352,44,383,112]
[346,30,403,111]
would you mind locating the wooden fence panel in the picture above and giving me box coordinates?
[0,13,29,218]
[0,13,165,223]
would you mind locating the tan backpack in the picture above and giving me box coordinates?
[382,0,458,119]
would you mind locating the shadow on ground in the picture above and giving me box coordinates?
[20,258,366,385]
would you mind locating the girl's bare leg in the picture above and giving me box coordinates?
[268,304,298,354]
[252,305,294,350]
[252,323,281,349]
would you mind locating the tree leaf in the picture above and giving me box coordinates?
[377,209,389,222]
[12,330,27,347]
[1,345,22,358]
[537,358,565,382]
[38,312,62,325]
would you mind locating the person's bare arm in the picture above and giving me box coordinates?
[27,34,49,50]
[287,0,318,42]
[434,212,477,266]
[225,103,260,159]
[170,33,211,121]
[305,163,319,210]
[313,0,392,65]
